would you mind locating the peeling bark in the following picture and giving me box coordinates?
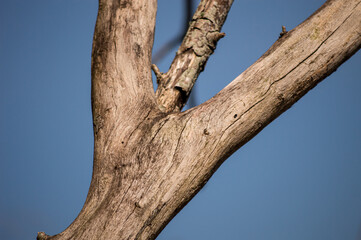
[155,0,233,113]
[38,0,361,239]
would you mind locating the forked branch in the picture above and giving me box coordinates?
[37,0,360,239]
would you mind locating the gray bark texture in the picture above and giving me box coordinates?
[37,0,361,239]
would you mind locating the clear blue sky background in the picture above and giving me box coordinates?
[1,1,360,239]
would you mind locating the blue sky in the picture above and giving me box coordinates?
[1,1,360,239]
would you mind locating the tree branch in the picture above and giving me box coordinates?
[186,0,361,181]
[41,1,160,239]
[155,0,234,113]
[132,2,361,237]
[90,0,158,225]
[37,1,360,239]
[92,0,157,113]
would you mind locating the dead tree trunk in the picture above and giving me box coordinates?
[37,0,361,239]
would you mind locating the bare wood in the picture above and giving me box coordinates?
[154,2,361,229]
[155,0,233,113]
[38,0,360,239]
[190,0,361,166]
[38,0,160,239]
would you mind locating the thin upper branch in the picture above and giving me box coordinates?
[155,0,234,113]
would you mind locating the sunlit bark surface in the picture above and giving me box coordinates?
[37,0,361,239]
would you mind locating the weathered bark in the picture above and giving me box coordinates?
[37,0,361,239]
[155,0,233,112]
